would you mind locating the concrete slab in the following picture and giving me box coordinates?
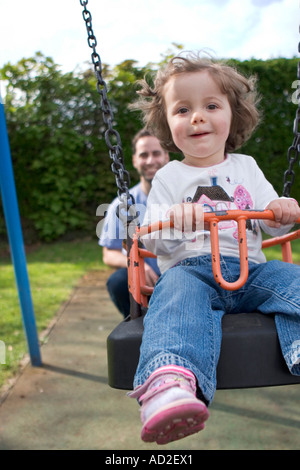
[0,270,299,450]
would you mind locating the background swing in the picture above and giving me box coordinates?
[80,1,300,391]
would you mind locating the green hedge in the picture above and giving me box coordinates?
[233,58,300,200]
[0,52,299,242]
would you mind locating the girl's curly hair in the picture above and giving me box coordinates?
[131,52,261,154]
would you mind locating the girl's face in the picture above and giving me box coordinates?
[164,70,232,167]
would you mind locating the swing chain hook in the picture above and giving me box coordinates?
[282,33,300,198]
[79,0,138,225]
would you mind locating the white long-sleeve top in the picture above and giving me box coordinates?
[142,154,293,274]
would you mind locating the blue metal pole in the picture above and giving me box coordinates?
[0,90,42,366]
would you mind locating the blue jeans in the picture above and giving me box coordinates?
[134,255,300,405]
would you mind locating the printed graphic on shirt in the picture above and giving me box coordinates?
[186,174,259,243]
[191,182,235,231]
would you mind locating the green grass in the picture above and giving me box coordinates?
[0,237,107,389]
[263,237,300,263]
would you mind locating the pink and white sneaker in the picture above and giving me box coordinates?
[129,366,209,445]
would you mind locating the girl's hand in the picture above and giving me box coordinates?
[264,198,300,228]
[169,203,204,232]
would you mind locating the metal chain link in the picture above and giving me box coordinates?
[79,0,137,225]
[282,29,300,197]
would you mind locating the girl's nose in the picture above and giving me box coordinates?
[191,111,205,124]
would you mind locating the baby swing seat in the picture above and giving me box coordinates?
[78,0,300,391]
[107,210,300,390]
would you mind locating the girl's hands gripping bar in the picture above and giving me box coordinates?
[168,203,205,232]
[264,198,300,228]
[138,207,300,291]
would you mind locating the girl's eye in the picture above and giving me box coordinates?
[178,107,188,114]
[207,104,218,110]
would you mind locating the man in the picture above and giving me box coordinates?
[99,129,169,317]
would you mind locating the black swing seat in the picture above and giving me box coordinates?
[107,312,300,390]
[79,0,300,392]
[107,212,300,391]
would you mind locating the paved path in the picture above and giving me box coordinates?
[0,270,299,450]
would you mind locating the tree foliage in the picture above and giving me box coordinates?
[0,51,299,242]
[231,58,299,198]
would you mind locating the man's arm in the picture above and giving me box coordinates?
[102,247,127,268]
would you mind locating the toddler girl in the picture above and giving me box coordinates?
[129,52,300,444]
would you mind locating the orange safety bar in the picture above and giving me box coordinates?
[127,210,300,307]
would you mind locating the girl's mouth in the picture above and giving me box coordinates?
[191,132,210,138]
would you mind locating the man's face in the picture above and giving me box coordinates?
[133,136,169,183]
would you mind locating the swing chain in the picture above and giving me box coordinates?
[79,0,137,219]
[282,35,300,198]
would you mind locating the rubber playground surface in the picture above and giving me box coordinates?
[0,269,299,451]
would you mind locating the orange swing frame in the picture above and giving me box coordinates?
[127,209,300,313]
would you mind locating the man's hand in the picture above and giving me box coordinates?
[144,264,159,287]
